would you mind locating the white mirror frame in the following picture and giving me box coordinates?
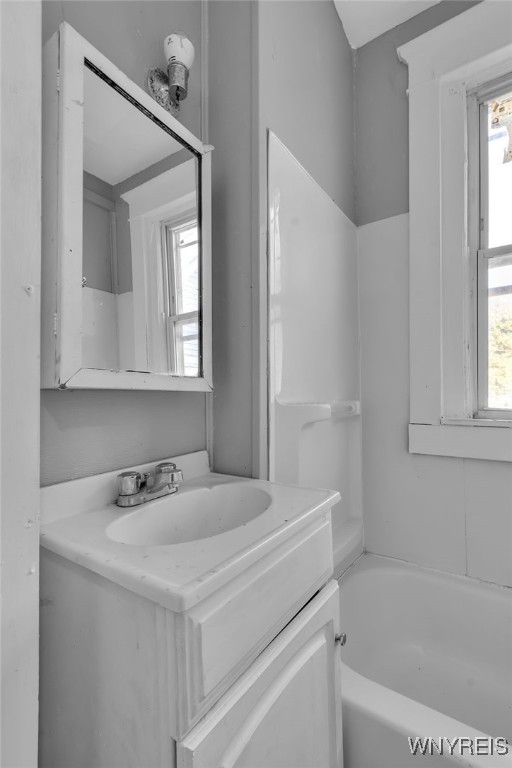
[42,23,212,391]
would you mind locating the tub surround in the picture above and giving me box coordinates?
[359,213,512,588]
[267,133,363,581]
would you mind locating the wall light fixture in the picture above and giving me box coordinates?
[147,32,195,117]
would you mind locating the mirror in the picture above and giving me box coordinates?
[41,23,212,391]
[82,63,200,377]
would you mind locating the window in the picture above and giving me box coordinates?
[120,158,209,381]
[475,81,512,415]
[398,1,512,462]
[162,217,200,377]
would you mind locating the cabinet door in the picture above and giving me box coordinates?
[177,580,342,768]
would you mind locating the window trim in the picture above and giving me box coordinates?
[398,1,512,462]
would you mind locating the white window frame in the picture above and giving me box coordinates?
[161,216,200,376]
[473,76,512,418]
[398,1,512,462]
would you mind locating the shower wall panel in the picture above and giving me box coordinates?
[268,133,363,574]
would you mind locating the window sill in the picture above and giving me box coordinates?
[441,417,512,428]
[409,423,512,462]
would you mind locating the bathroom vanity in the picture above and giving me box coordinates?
[39,452,344,767]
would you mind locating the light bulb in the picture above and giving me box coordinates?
[164,32,195,70]
[163,32,195,103]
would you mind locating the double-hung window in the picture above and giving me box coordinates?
[475,81,512,417]
[161,217,200,377]
[398,1,512,461]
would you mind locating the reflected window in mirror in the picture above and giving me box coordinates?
[81,62,201,377]
[162,217,200,377]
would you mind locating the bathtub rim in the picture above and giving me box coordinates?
[340,551,512,595]
[341,662,512,767]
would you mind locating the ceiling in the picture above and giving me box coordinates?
[334,0,442,49]
[83,66,183,186]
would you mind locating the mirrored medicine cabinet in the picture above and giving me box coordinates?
[42,23,212,391]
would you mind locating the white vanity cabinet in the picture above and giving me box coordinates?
[39,455,344,768]
[178,580,342,768]
[40,552,342,768]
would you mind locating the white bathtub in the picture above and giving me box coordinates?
[338,554,512,768]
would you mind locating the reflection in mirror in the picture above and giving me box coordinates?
[82,63,200,376]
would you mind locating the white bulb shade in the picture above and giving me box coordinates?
[164,32,195,70]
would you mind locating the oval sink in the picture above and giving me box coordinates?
[106,483,272,546]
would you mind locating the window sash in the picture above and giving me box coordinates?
[475,78,512,417]
[477,245,512,417]
[165,314,199,377]
[161,216,199,375]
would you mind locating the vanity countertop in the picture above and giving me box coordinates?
[40,451,339,612]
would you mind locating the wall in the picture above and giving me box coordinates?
[1,3,41,764]
[83,173,115,292]
[356,2,512,588]
[258,1,355,222]
[41,0,355,484]
[41,2,207,485]
[208,1,255,477]
[209,0,355,477]
[355,0,480,226]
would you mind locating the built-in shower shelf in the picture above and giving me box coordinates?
[275,399,360,428]
[272,400,361,484]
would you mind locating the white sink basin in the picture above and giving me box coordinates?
[40,451,340,611]
[106,483,272,546]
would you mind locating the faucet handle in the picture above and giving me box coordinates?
[155,462,183,485]
[117,471,141,496]
[155,462,176,473]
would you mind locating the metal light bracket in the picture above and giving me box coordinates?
[147,67,179,117]
[147,61,189,117]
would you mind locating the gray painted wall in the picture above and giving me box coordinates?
[41,2,206,485]
[41,389,206,484]
[42,0,476,485]
[354,0,480,226]
[259,1,355,221]
[41,0,355,485]
[83,173,115,292]
[42,2,203,137]
[209,0,355,478]
[208,1,255,477]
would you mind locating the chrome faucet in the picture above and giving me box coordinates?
[116,462,183,507]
